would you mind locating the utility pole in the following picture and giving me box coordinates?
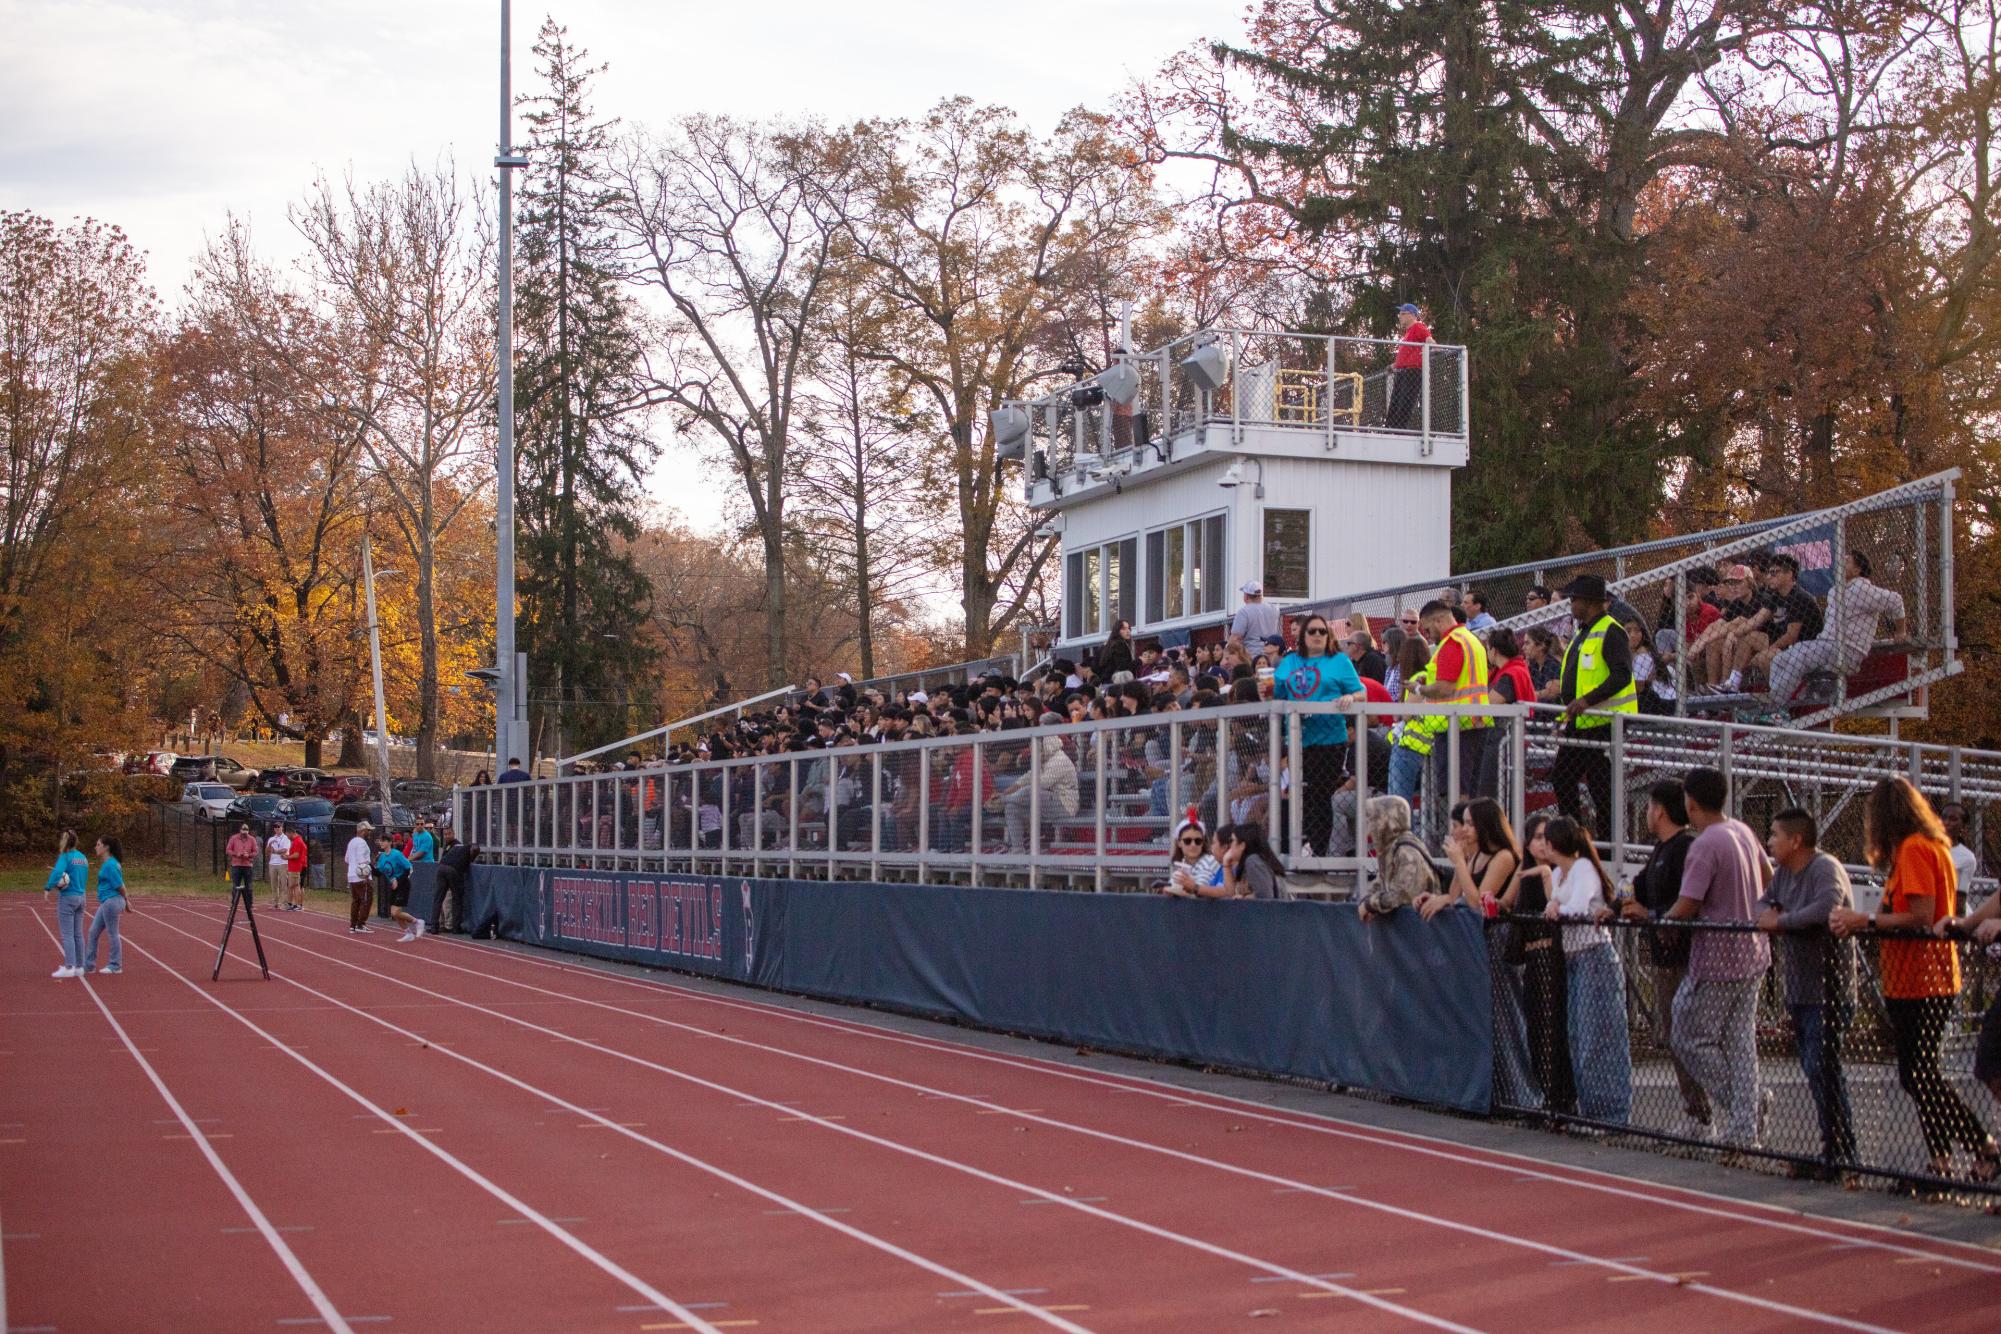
[362,535,397,828]
[493,0,529,773]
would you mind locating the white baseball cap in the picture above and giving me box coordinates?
[1241,580,1263,596]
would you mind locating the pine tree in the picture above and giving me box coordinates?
[514,19,659,757]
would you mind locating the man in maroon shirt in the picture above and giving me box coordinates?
[1385,303,1431,430]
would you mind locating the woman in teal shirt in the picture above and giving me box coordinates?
[1273,614,1366,859]
[85,836,129,975]
[43,830,89,978]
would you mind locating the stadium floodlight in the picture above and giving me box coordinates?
[991,404,1031,460]
[1180,342,1229,393]
[1099,360,1142,406]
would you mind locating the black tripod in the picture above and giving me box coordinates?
[211,879,270,981]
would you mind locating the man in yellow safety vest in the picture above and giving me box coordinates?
[1409,599,1493,801]
[1554,574,1637,833]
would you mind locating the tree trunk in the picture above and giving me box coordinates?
[763,521,788,689]
[854,483,875,679]
[416,537,439,781]
[303,735,324,769]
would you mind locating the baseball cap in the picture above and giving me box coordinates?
[835,671,853,683]
[908,690,928,704]
[1398,302,1421,315]
[1241,580,1263,596]
[1723,564,1754,583]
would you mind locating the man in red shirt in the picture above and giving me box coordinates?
[1385,303,1432,430]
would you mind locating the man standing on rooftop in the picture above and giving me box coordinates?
[1385,303,1431,430]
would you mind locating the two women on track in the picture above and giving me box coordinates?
[44,830,129,977]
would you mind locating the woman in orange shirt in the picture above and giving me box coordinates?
[1832,778,1999,1181]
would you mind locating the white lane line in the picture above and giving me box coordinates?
[380,917,2001,1274]
[23,911,351,1334]
[142,913,1091,1334]
[227,908,1906,1332]
[111,925,725,1334]
[188,910,1475,1332]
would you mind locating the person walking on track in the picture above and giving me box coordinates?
[83,836,129,975]
[344,821,376,934]
[44,830,89,978]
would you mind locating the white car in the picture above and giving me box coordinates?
[181,782,238,820]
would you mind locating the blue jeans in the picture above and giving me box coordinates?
[1388,745,1425,803]
[1791,1003,1856,1164]
[1565,942,1633,1125]
[86,896,125,972]
[55,895,85,969]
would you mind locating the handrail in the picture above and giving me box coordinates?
[557,685,794,772]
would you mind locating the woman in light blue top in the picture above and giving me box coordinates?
[85,836,129,975]
[43,830,89,978]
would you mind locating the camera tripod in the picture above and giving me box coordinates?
[211,878,270,981]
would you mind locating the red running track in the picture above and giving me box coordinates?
[0,896,1994,1333]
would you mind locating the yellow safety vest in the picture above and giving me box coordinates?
[1395,665,1445,755]
[1440,625,1491,727]
[1563,614,1639,729]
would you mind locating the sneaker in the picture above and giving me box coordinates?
[409,919,426,939]
[102,966,121,974]
[350,926,371,934]
[50,966,76,978]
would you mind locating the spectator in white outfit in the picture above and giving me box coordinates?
[1765,550,1906,704]
[997,723,1079,853]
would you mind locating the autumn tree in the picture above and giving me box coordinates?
[513,19,660,757]
[295,163,497,779]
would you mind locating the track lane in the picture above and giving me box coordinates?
[234,902,2000,1331]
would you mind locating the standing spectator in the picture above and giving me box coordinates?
[1358,795,1434,921]
[44,830,90,978]
[1620,781,1709,1128]
[1541,816,1632,1125]
[225,822,260,903]
[284,824,309,912]
[1099,619,1137,679]
[409,819,436,863]
[1941,801,1978,905]
[1766,549,1906,706]
[344,821,376,934]
[1384,303,1431,430]
[435,831,478,934]
[265,823,292,910]
[496,757,531,784]
[1230,581,1282,649]
[1387,636,1435,804]
[1938,890,2001,1107]
[472,768,492,788]
[1477,627,1536,798]
[1408,599,1492,801]
[1502,813,1574,1114]
[1552,576,1636,832]
[1344,627,1388,686]
[1758,809,1857,1173]
[83,837,128,975]
[1831,778,2000,1181]
[1464,590,1497,633]
[1274,613,1367,856]
[1665,767,1771,1146]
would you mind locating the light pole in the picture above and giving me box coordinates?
[494,0,530,775]
[362,535,400,829]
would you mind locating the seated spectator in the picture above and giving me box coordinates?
[1523,627,1563,699]
[1358,794,1434,921]
[1694,563,1768,689]
[1160,810,1222,897]
[993,721,1078,853]
[1766,549,1907,705]
[1720,552,1820,694]
[1629,618,1675,714]
[1220,822,1289,899]
[1327,723,1393,857]
[1465,589,1497,632]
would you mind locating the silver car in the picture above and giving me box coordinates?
[180,782,239,820]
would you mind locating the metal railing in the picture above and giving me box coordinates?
[1009,328,1469,497]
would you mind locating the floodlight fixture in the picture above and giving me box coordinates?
[991,404,1031,459]
[1180,343,1229,393]
[1099,361,1142,406]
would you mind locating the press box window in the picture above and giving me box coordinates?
[1261,508,1310,600]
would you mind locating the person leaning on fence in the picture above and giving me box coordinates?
[1831,778,2001,1183]
[1620,780,1710,1128]
[1274,613,1367,858]
[434,830,477,934]
[1552,575,1636,834]
[1384,303,1431,430]
[1358,794,1434,921]
[1539,817,1633,1124]
[1757,808,1858,1174]
[1503,813,1576,1115]
[1418,798,1517,921]
[1938,887,2001,1105]
[1664,767,1771,1147]
[1221,823,1289,900]
[1407,600,1493,802]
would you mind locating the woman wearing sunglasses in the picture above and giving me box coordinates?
[1159,810,1224,897]
[1273,613,1367,858]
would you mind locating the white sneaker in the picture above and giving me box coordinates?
[410,920,426,939]
[350,926,371,934]
[397,926,416,942]
[51,966,76,978]
[102,966,122,974]
[1722,670,1742,693]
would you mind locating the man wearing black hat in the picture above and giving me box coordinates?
[1385,303,1432,430]
[1554,574,1636,832]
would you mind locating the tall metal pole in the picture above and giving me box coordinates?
[494,0,521,773]
[362,535,395,828]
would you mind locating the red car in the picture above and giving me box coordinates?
[315,773,377,802]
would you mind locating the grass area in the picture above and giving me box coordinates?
[0,857,355,915]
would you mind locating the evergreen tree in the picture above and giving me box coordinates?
[514,19,659,756]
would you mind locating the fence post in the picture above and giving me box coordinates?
[1609,713,1627,876]
[1673,570,1689,718]
[1094,729,1107,893]
[917,748,930,887]
[1028,733,1042,891]
[970,743,984,888]
[870,753,883,882]
[1353,708,1369,876]
[1287,710,1305,856]
[1168,719,1183,824]
[1324,336,1338,450]
[1419,339,1432,456]
[1266,706,1283,850]
[1719,723,1734,798]
[1509,711,1527,840]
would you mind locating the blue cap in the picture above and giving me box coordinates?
[1397,302,1421,315]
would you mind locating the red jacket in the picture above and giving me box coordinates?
[1493,656,1535,706]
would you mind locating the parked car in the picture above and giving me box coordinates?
[179,782,239,821]
[277,797,336,835]
[171,754,259,789]
[252,766,297,793]
[126,751,176,776]
[391,780,450,809]
[333,801,415,830]
[280,768,328,796]
[224,793,287,823]
[314,773,377,802]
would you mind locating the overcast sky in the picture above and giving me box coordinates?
[3,0,1242,524]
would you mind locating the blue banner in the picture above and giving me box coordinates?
[453,866,1494,1113]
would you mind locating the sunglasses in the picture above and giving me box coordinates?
[1178,834,1205,845]
[1303,627,1330,636]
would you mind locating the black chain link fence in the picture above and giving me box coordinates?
[1489,914,2000,1199]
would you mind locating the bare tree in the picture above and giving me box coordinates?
[294,163,497,780]
[610,116,852,689]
